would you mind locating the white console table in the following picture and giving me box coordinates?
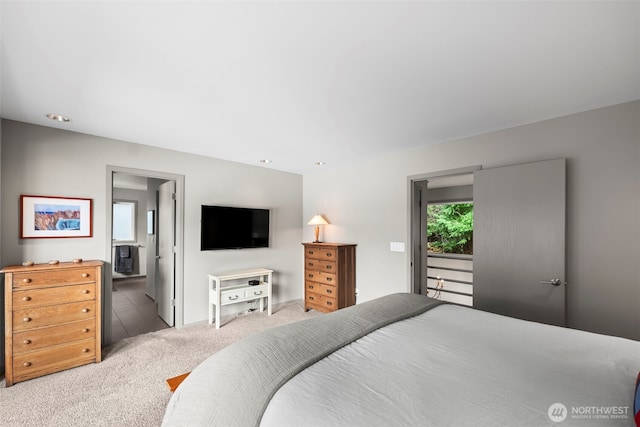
[208,268,273,329]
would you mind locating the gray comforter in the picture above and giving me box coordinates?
[162,293,443,426]
[163,293,640,426]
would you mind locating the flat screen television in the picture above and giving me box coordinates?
[201,205,270,250]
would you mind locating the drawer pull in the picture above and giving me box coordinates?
[326,265,333,270]
[23,362,32,368]
[82,328,89,333]
[82,308,89,313]
[23,317,31,322]
[309,296,315,301]
[307,273,314,278]
[228,295,239,301]
[308,262,314,267]
[308,285,314,290]
[23,339,32,345]
[22,278,32,283]
[253,291,263,296]
[308,251,314,255]
[82,273,90,278]
[82,348,90,353]
[327,301,333,306]
[22,296,32,301]
[326,277,333,282]
[327,289,333,294]
[82,289,90,294]
[326,252,333,257]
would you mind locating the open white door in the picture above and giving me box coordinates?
[157,180,176,326]
[473,158,566,326]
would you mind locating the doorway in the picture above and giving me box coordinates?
[410,168,476,305]
[409,159,566,327]
[104,166,185,346]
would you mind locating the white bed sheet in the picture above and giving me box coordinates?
[261,304,640,426]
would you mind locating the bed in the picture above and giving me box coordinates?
[163,293,640,426]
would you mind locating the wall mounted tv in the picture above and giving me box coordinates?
[201,205,270,250]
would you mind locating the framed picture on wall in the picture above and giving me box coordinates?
[20,195,93,238]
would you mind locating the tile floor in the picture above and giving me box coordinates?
[111,277,170,342]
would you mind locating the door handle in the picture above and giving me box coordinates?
[155,256,161,259]
[539,278,563,286]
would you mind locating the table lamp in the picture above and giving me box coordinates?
[307,214,329,243]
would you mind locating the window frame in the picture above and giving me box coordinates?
[112,199,137,243]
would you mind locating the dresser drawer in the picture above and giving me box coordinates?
[305,270,337,286]
[305,259,336,273]
[304,247,337,261]
[305,292,337,312]
[13,301,96,332]
[305,281,337,298]
[13,338,96,383]
[13,283,96,310]
[12,268,97,289]
[13,319,96,354]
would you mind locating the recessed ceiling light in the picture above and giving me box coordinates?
[46,113,71,122]
[259,159,272,164]
[314,161,326,166]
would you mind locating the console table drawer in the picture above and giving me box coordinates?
[220,284,269,304]
[220,289,244,303]
[246,284,268,299]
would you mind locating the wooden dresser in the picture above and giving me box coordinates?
[303,243,356,313]
[2,260,103,386]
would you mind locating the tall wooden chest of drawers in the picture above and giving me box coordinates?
[303,243,356,313]
[2,260,103,386]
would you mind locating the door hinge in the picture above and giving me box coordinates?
[171,299,176,307]
[171,193,176,200]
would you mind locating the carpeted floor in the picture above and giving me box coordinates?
[0,300,317,427]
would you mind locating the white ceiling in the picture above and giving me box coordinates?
[1,1,638,175]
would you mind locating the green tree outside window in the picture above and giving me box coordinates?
[427,203,473,254]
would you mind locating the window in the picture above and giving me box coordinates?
[427,202,473,255]
[113,200,136,242]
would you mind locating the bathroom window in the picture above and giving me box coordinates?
[113,200,137,243]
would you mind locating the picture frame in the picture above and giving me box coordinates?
[20,195,93,239]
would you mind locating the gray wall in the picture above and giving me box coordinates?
[303,101,640,340]
[0,120,304,335]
